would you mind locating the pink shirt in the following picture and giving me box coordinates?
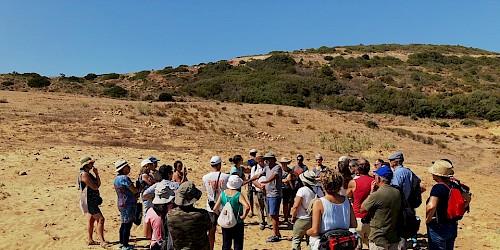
[145,208,162,246]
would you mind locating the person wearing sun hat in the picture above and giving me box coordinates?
[361,166,401,250]
[425,160,471,250]
[258,152,283,242]
[145,181,176,249]
[291,170,324,250]
[113,159,140,250]
[138,158,157,221]
[148,157,161,182]
[78,156,110,247]
[167,181,212,250]
[213,175,250,250]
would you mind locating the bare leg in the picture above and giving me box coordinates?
[88,215,96,243]
[92,213,106,242]
[283,202,290,222]
[209,226,216,250]
[271,215,280,236]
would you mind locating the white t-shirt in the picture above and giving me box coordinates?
[295,186,324,219]
[250,164,266,192]
[202,171,230,213]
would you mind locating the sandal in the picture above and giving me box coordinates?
[88,240,100,246]
[100,241,112,248]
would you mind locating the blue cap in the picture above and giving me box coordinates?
[149,157,160,163]
[374,166,393,180]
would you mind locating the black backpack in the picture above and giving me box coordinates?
[392,185,420,239]
[319,229,356,250]
[407,171,422,209]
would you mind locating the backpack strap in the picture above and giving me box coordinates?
[212,172,222,201]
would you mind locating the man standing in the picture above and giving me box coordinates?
[347,158,374,250]
[167,181,212,250]
[388,152,421,249]
[258,152,283,242]
[250,153,269,230]
[202,156,230,250]
[247,149,258,217]
[361,166,401,250]
[292,154,308,190]
[312,154,328,177]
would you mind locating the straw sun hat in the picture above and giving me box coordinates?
[428,160,454,177]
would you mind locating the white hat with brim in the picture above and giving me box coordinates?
[153,182,176,204]
[428,160,454,177]
[279,157,292,163]
[226,175,243,190]
[114,159,128,172]
[299,170,317,186]
[141,159,153,167]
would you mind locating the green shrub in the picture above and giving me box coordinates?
[437,122,450,127]
[2,81,14,86]
[103,86,127,98]
[169,117,185,126]
[84,73,97,80]
[324,56,334,61]
[461,119,477,126]
[27,76,51,88]
[130,70,150,81]
[485,108,500,121]
[365,120,379,129]
[102,73,120,80]
[158,92,174,102]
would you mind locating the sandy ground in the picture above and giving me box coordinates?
[0,90,498,250]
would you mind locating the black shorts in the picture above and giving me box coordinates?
[282,188,294,205]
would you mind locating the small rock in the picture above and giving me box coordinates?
[62,156,69,160]
[19,171,27,176]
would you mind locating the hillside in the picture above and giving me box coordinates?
[1,44,499,121]
[0,90,498,249]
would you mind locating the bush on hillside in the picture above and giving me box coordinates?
[324,56,334,61]
[84,73,97,80]
[102,73,120,80]
[158,92,174,102]
[485,108,500,121]
[130,70,150,81]
[27,76,51,88]
[103,86,127,98]
[365,120,379,129]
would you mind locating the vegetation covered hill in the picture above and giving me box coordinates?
[1,44,499,120]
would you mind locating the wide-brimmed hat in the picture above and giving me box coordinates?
[174,181,202,206]
[299,170,317,186]
[338,156,349,162]
[428,160,454,177]
[153,181,176,204]
[114,159,129,172]
[80,156,95,168]
[279,157,292,163]
[263,152,276,159]
[210,156,222,166]
[227,175,243,190]
[141,159,153,167]
[249,149,258,154]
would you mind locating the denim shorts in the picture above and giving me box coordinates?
[266,197,281,216]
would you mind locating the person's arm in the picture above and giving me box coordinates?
[141,173,156,186]
[212,193,223,214]
[182,167,188,182]
[143,184,157,201]
[81,172,99,190]
[425,196,439,224]
[349,202,357,228]
[93,168,101,188]
[291,195,303,221]
[260,173,277,184]
[238,193,251,220]
[144,218,152,239]
[346,179,356,199]
[360,193,376,214]
[128,183,139,195]
[306,199,323,236]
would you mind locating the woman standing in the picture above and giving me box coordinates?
[229,155,250,189]
[78,157,109,247]
[426,160,471,250]
[172,160,188,184]
[138,159,157,217]
[280,157,296,224]
[306,169,357,250]
[214,175,250,250]
[114,160,139,250]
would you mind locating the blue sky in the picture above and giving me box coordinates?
[1,1,499,76]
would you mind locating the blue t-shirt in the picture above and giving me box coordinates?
[114,175,136,209]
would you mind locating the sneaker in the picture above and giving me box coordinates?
[260,224,266,230]
[266,235,280,242]
[121,246,134,250]
[116,244,123,249]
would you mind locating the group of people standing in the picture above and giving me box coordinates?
[77,150,471,250]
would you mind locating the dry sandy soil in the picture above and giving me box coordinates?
[0,90,498,250]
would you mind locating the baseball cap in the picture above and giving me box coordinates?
[374,166,393,180]
[210,156,222,165]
